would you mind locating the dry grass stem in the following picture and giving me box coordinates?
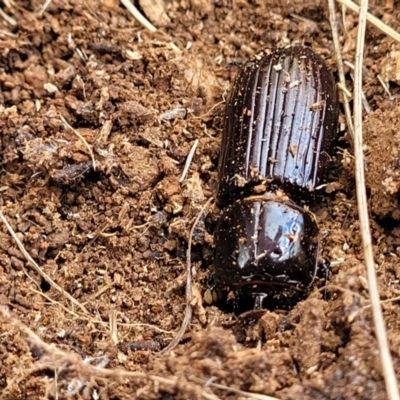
[337,0,400,43]
[363,295,400,309]
[2,0,12,8]
[328,0,354,140]
[192,98,226,120]
[31,288,83,319]
[353,1,400,399]
[160,197,214,355]
[349,72,372,113]
[343,64,372,113]
[0,7,17,25]
[110,309,118,345]
[290,13,317,26]
[348,295,400,322]
[37,0,53,15]
[190,377,279,400]
[336,82,352,99]
[0,210,90,315]
[180,139,199,182]
[59,114,96,171]
[115,322,175,334]
[76,74,87,101]
[0,29,17,37]
[377,74,393,98]
[311,284,369,302]
[120,0,157,32]
[87,283,115,300]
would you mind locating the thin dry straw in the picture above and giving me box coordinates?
[337,0,400,43]
[190,376,280,400]
[352,1,400,399]
[37,0,52,15]
[180,139,199,182]
[160,197,213,355]
[0,7,16,25]
[59,114,96,171]
[377,74,393,98]
[328,0,354,140]
[119,0,157,32]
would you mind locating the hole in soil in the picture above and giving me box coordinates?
[160,393,175,400]
[84,170,105,183]
[40,279,51,293]
[375,215,400,232]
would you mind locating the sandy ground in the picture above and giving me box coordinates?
[1,0,400,399]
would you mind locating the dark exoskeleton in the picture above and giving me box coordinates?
[213,46,339,311]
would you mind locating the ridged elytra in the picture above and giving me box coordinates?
[213,46,338,311]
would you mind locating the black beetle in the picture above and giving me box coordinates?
[213,46,338,311]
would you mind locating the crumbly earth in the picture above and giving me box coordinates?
[1,0,400,399]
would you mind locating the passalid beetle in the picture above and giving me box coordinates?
[213,46,338,311]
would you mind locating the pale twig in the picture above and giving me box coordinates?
[0,7,17,26]
[289,13,317,26]
[110,309,118,345]
[349,73,372,114]
[30,289,82,319]
[112,322,175,334]
[160,197,213,354]
[0,29,17,37]
[0,211,90,315]
[377,74,393,98]
[353,1,400,399]
[337,0,400,43]
[192,98,226,120]
[363,295,400,309]
[59,114,96,171]
[120,0,157,32]
[76,75,87,101]
[0,307,220,400]
[190,377,279,400]
[310,283,369,302]
[179,139,199,183]
[347,295,400,322]
[328,0,354,140]
[86,283,114,301]
[336,82,352,99]
[37,0,53,15]
[343,59,372,113]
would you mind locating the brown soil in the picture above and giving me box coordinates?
[1,0,400,399]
